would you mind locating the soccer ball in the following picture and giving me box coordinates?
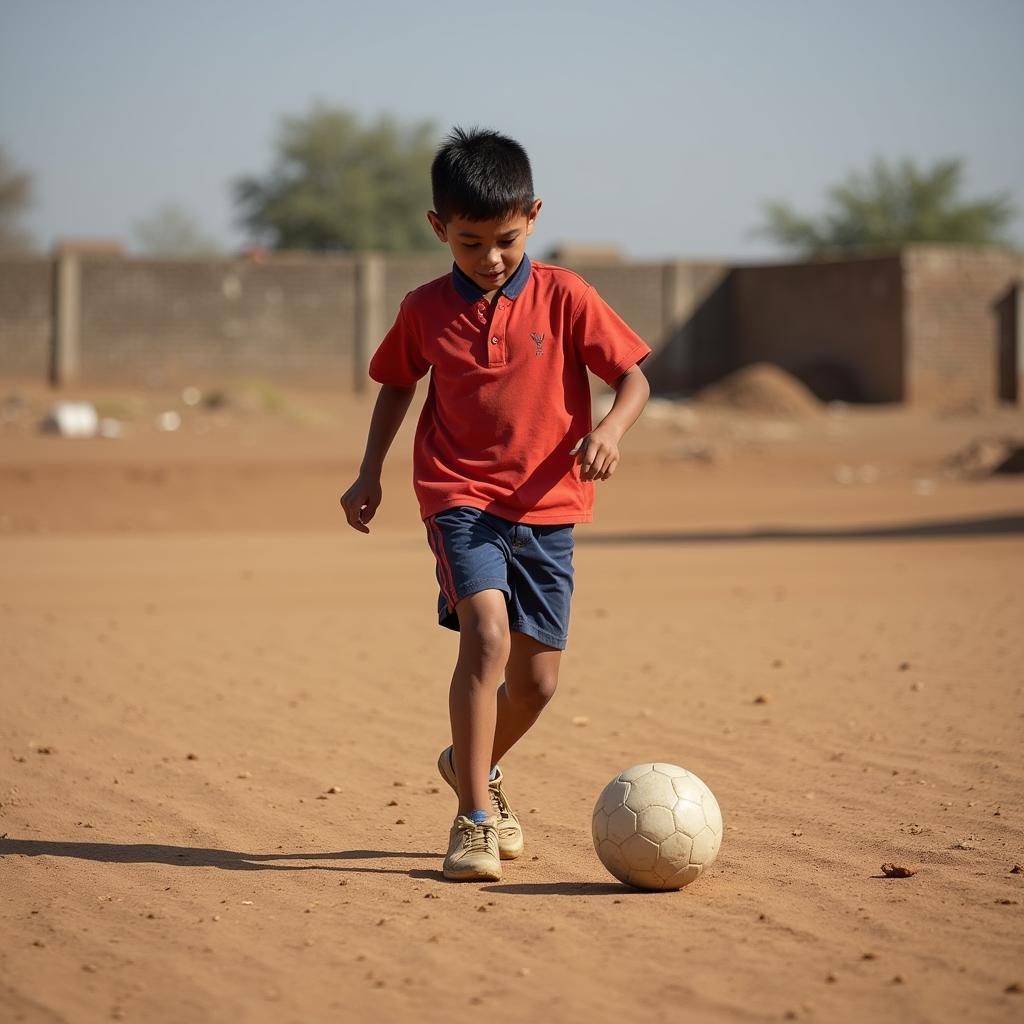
[592,762,723,890]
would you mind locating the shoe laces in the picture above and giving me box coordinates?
[458,819,495,853]
[488,780,513,823]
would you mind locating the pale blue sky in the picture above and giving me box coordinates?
[2,0,1022,259]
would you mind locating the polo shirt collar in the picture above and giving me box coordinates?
[451,253,532,303]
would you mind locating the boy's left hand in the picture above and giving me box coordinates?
[570,424,621,481]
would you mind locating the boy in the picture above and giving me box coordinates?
[340,128,650,882]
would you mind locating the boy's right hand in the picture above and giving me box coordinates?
[339,473,383,534]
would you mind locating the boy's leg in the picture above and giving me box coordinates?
[450,588,511,816]
[492,631,561,765]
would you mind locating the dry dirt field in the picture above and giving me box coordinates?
[1,382,1022,1024]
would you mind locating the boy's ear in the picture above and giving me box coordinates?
[426,211,448,242]
[526,198,542,235]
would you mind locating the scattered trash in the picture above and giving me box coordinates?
[40,402,98,438]
[942,436,1024,479]
[155,410,182,432]
[571,715,590,727]
[182,386,202,407]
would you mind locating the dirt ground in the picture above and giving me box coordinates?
[1,382,1022,1024]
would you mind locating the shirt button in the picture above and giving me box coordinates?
[490,336,499,345]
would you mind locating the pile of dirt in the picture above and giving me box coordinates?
[942,436,1024,479]
[695,363,823,418]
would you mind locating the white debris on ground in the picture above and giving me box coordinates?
[155,410,182,432]
[39,402,99,438]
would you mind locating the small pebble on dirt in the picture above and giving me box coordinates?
[881,863,917,877]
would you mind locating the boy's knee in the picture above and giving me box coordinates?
[459,615,511,670]
[514,670,558,710]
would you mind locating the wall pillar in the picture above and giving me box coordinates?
[354,253,385,394]
[51,245,81,386]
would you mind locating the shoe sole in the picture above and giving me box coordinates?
[442,864,502,882]
[437,748,524,861]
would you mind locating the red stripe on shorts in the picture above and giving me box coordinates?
[427,518,457,611]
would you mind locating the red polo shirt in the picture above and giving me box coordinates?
[368,256,650,524]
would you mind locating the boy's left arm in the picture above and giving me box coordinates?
[571,364,650,482]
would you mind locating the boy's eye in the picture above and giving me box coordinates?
[462,243,480,249]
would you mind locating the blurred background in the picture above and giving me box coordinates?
[0,0,1022,410]
[2,0,1023,259]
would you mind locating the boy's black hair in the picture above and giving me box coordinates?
[431,127,535,223]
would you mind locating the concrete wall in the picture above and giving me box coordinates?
[76,255,359,387]
[902,246,1024,410]
[730,255,905,402]
[0,249,721,390]
[1,245,1020,409]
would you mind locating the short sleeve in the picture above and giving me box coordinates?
[571,286,651,387]
[368,297,430,387]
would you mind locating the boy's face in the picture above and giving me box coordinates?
[428,199,542,295]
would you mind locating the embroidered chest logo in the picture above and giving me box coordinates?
[531,332,545,356]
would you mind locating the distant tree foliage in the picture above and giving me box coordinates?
[0,146,34,252]
[133,202,223,256]
[759,157,1016,255]
[234,106,438,252]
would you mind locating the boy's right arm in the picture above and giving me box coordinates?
[339,383,416,533]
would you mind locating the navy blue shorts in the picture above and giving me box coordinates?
[425,506,575,651]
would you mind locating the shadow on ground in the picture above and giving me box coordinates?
[0,837,436,873]
[577,513,1024,546]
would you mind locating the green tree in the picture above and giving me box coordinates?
[234,106,438,252]
[133,202,223,256]
[0,145,33,252]
[758,157,1016,255]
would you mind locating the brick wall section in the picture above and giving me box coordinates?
[730,255,905,402]
[74,255,358,386]
[0,257,54,380]
[902,246,1024,410]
